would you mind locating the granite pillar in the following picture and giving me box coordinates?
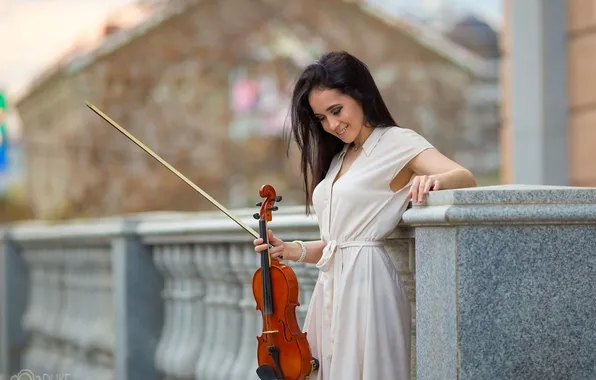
[0,229,29,378]
[402,185,596,380]
[112,220,164,380]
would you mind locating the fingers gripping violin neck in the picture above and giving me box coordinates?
[252,185,320,380]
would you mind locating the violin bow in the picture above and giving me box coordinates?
[84,101,260,239]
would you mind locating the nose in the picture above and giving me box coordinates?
[328,117,341,131]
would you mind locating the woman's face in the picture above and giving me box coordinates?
[308,88,365,144]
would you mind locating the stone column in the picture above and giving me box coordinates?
[502,0,568,185]
[403,185,596,380]
[0,229,28,378]
[112,220,164,380]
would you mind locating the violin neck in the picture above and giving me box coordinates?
[259,218,274,315]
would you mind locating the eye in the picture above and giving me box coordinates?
[331,107,342,115]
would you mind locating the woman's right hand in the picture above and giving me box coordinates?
[253,229,287,260]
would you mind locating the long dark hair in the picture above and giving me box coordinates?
[286,51,398,214]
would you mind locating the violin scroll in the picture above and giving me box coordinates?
[253,184,282,221]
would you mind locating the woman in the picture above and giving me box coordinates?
[253,51,476,379]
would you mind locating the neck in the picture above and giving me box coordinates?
[352,125,373,150]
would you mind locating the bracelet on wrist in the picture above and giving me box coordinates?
[292,240,307,262]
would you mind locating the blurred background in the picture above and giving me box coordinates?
[0,0,591,224]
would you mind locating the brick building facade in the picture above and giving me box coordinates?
[15,0,498,219]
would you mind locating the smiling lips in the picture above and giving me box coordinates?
[337,125,348,136]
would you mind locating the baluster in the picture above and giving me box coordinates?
[162,245,184,378]
[171,244,194,379]
[71,249,97,379]
[304,266,320,322]
[153,245,174,377]
[154,245,185,379]
[67,248,86,378]
[203,243,227,380]
[217,243,243,380]
[194,244,218,379]
[183,244,207,379]
[101,246,116,380]
[227,244,260,379]
[21,249,47,375]
[43,249,67,376]
[285,260,316,327]
[170,244,205,380]
[57,249,79,378]
[84,247,115,380]
[195,243,239,380]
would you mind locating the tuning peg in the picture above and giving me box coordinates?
[270,206,279,212]
[256,202,262,206]
[275,196,282,202]
[253,213,260,220]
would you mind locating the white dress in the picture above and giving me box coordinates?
[303,126,433,380]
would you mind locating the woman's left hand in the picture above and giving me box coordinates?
[408,175,441,203]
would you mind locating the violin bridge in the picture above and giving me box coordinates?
[262,330,279,334]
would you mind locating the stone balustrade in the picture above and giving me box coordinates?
[2,185,596,380]
[0,205,417,380]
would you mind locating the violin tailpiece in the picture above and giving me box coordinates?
[268,346,284,379]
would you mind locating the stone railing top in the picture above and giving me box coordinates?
[136,205,322,244]
[4,185,595,243]
[4,211,190,247]
[418,184,596,206]
[135,204,414,244]
[402,184,596,226]
[1,203,416,247]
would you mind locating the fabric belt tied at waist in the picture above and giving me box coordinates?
[315,239,385,359]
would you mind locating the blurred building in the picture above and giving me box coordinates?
[14,0,498,219]
[445,14,500,59]
[500,1,596,187]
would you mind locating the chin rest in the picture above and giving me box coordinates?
[256,365,280,380]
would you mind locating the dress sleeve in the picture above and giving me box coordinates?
[386,127,434,179]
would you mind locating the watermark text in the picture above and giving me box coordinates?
[11,369,71,380]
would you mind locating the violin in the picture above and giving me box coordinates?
[84,102,320,380]
[253,185,319,380]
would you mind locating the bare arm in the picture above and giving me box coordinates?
[283,240,327,264]
[254,229,326,264]
[400,148,477,203]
